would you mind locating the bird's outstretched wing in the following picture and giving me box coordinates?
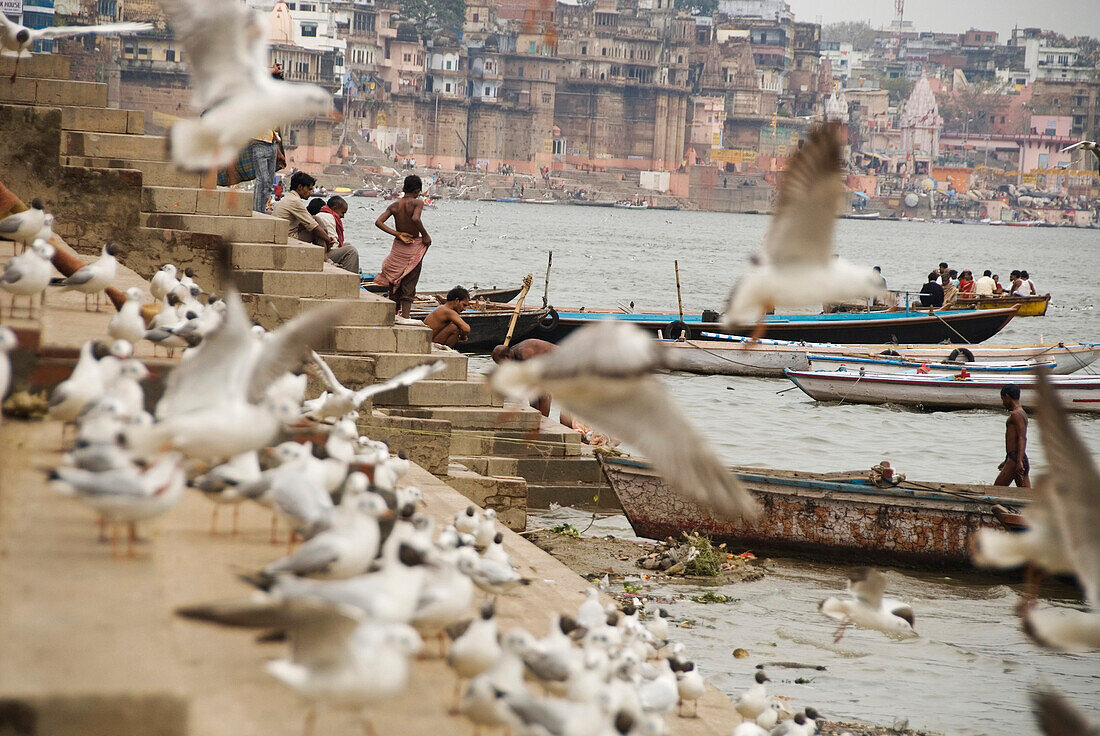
[1034,370,1100,609]
[309,351,346,394]
[1059,140,1095,153]
[155,0,265,109]
[156,289,254,419]
[848,567,886,608]
[352,360,447,404]
[761,122,844,266]
[247,305,342,404]
[33,21,153,41]
[1030,686,1100,736]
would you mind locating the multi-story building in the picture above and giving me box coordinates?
[1031,78,1100,139]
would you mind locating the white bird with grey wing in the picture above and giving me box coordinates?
[128,290,339,462]
[0,15,153,80]
[723,123,885,327]
[53,242,119,312]
[818,567,917,642]
[1060,140,1099,173]
[156,0,333,169]
[0,327,16,414]
[1017,371,1100,652]
[0,198,46,253]
[1,238,54,317]
[489,319,759,521]
[304,351,446,421]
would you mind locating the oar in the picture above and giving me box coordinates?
[502,273,534,347]
[674,259,685,322]
[542,250,553,308]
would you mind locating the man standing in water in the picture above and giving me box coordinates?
[995,384,1030,487]
[374,175,431,318]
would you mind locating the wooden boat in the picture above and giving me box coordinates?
[599,455,1027,567]
[952,294,1050,317]
[410,303,553,352]
[661,334,1098,377]
[362,283,524,303]
[613,201,649,209]
[805,353,1056,375]
[539,307,1019,346]
[784,369,1100,413]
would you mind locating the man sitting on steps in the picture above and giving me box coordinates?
[273,172,360,273]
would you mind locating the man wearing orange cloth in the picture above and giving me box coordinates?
[374,175,431,318]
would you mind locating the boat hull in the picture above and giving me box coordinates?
[805,354,1054,375]
[662,338,1098,377]
[410,306,551,352]
[785,370,1100,413]
[600,457,1025,567]
[540,308,1018,345]
[953,294,1050,317]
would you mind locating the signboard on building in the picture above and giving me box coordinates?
[0,0,24,15]
[711,149,757,164]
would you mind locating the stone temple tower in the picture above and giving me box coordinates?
[899,76,942,157]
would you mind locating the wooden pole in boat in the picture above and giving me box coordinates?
[674,260,685,322]
[502,273,534,347]
[542,250,553,308]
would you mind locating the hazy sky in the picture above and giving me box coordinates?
[787,0,1098,41]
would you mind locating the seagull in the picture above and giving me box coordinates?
[0,326,16,409]
[675,662,705,717]
[1,238,54,316]
[48,340,106,423]
[489,320,759,520]
[733,671,771,722]
[150,263,179,302]
[1030,685,1099,736]
[0,14,152,80]
[722,122,884,328]
[818,568,917,642]
[448,601,503,704]
[972,478,1074,576]
[304,352,446,421]
[53,243,119,312]
[175,596,422,735]
[454,505,479,537]
[50,452,185,556]
[131,290,339,462]
[1018,371,1100,652]
[1060,140,1099,173]
[157,0,333,169]
[192,450,262,534]
[468,551,532,597]
[0,198,45,252]
[107,287,147,344]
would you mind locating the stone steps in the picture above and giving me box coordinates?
[330,323,432,354]
[0,52,71,80]
[141,212,288,245]
[62,156,207,188]
[382,403,542,430]
[443,466,527,530]
[230,242,323,272]
[526,482,619,510]
[145,186,255,218]
[240,292,395,331]
[371,350,468,380]
[452,455,607,484]
[450,423,584,458]
[372,378,498,408]
[59,106,146,135]
[0,77,107,107]
[237,268,360,299]
[62,130,167,161]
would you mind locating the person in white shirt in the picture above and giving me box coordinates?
[974,270,996,296]
[1020,270,1036,295]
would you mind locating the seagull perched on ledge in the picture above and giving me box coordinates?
[0,14,152,82]
[157,0,332,169]
[723,122,885,328]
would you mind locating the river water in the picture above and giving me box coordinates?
[347,199,1100,734]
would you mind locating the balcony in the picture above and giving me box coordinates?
[118,57,187,75]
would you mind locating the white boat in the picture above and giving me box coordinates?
[805,353,1056,375]
[660,333,1100,377]
[784,370,1100,413]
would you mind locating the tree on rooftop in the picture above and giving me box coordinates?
[879,76,914,106]
[939,84,1005,135]
[822,21,877,52]
[398,0,465,38]
[684,0,718,16]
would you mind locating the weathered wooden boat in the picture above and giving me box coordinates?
[805,353,1056,375]
[661,334,1098,377]
[952,293,1050,317]
[599,455,1027,567]
[362,283,524,303]
[538,307,1019,345]
[784,369,1100,413]
[410,303,553,352]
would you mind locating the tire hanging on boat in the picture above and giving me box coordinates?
[664,320,692,340]
[947,347,975,363]
[535,307,559,333]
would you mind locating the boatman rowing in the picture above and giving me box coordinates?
[994,383,1030,488]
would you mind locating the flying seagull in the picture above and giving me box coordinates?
[1060,141,1099,173]
[489,319,759,520]
[723,122,885,328]
[304,352,446,421]
[156,0,332,169]
[1018,371,1100,652]
[1,14,152,82]
[819,567,917,642]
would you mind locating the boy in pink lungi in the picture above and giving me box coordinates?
[374,175,431,318]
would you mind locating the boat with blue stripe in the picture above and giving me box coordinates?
[805,353,1055,375]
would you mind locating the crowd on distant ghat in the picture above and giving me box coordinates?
[918,261,1038,309]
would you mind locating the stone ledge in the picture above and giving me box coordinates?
[358,412,452,475]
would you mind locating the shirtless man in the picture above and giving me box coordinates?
[374,175,432,318]
[491,339,571,425]
[423,286,470,347]
[995,383,1030,487]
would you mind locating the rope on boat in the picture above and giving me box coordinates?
[929,308,973,344]
[359,423,580,449]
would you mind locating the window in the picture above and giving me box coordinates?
[581,46,587,55]
[138,46,149,56]
[445,82,451,92]
[472,12,479,21]
[517,66,523,77]
[445,60,452,70]
[529,41,536,53]
[300,3,315,10]
[165,49,175,62]
[96,0,117,18]
[602,48,607,56]
[301,23,318,37]
[123,44,134,55]
[404,53,411,62]
[484,86,491,96]
[541,93,551,103]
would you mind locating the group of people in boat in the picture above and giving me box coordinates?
[919,262,1038,308]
